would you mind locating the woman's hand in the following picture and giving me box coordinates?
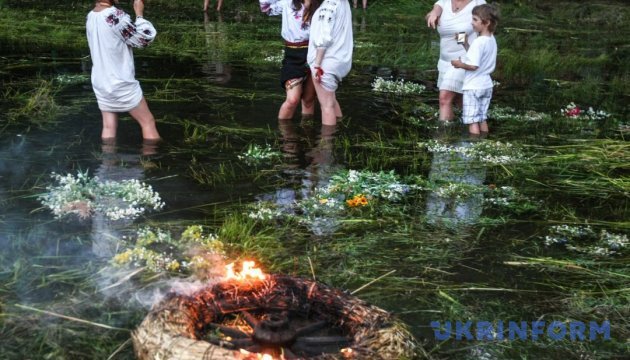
[451,58,463,68]
[312,66,324,83]
[425,11,440,28]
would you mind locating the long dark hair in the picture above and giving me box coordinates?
[292,0,321,24]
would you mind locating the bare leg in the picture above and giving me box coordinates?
[479,121,489,133]
[468,123,480,135]
[129,97,161,140]
[320,123,337,139]
[278,83,303,120]
[203,0,210,11]
[362,0,367,9]
[438,89,457,121]
[455,93,463,109]
[353,0,357,8]
[312,79,339,126]
[101,111,118,140]
[217,0,223,11]
[301,77,316,116]
[102,137,116,153]
[334,99,342,118]
[142,139,160,156]
[278,118,300,159]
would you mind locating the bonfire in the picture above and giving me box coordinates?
[132,261,416,359]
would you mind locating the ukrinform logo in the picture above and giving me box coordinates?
[430,321,611,341]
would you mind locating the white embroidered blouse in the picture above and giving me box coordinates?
[259,0,310,43]
[86,6,156,112]
[307,0,353,78]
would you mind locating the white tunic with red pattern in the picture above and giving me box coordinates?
[86,6,156,112]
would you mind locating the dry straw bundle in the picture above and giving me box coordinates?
[132,275,417,359]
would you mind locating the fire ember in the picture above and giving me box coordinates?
[132,264,416,359]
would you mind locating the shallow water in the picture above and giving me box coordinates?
[1,1,628,359]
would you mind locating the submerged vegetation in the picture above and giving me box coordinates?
[237,143,282,165]
[0,0,628,359]
[3,79,61,129]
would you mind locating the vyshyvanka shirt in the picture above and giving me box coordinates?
[260,0,310,43]
[307,0,353,79]
[86,7,156,112]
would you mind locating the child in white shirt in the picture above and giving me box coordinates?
[451,4,499,135]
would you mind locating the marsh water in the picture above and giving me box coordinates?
[0,1,628,359]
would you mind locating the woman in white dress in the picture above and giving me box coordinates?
[425,0,486,122]
[86,0,160,140]
[260,0,318,119]
[307,0,353,126]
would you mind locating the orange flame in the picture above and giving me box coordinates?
[341,348,353,358]
[226,261,266,281]
[239,349,275,360]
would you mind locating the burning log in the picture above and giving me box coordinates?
[132,272,416,359]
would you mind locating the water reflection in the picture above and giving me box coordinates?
[275,117,310,206]
[303,122,338,195]
[91,139,157,258]
[303,123,340,236]
[352,8,366,33]
[425,131,487,228]
[202,11,232,85]
[260,119,340,235]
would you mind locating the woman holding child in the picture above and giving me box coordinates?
[425,0,486,123]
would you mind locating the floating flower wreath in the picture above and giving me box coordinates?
[39,171,164,221]
[560,102,611,121]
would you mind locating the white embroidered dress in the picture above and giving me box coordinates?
[307,0,353,81]
[86,7,156,112]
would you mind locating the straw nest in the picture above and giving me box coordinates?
[132,275,417,359]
